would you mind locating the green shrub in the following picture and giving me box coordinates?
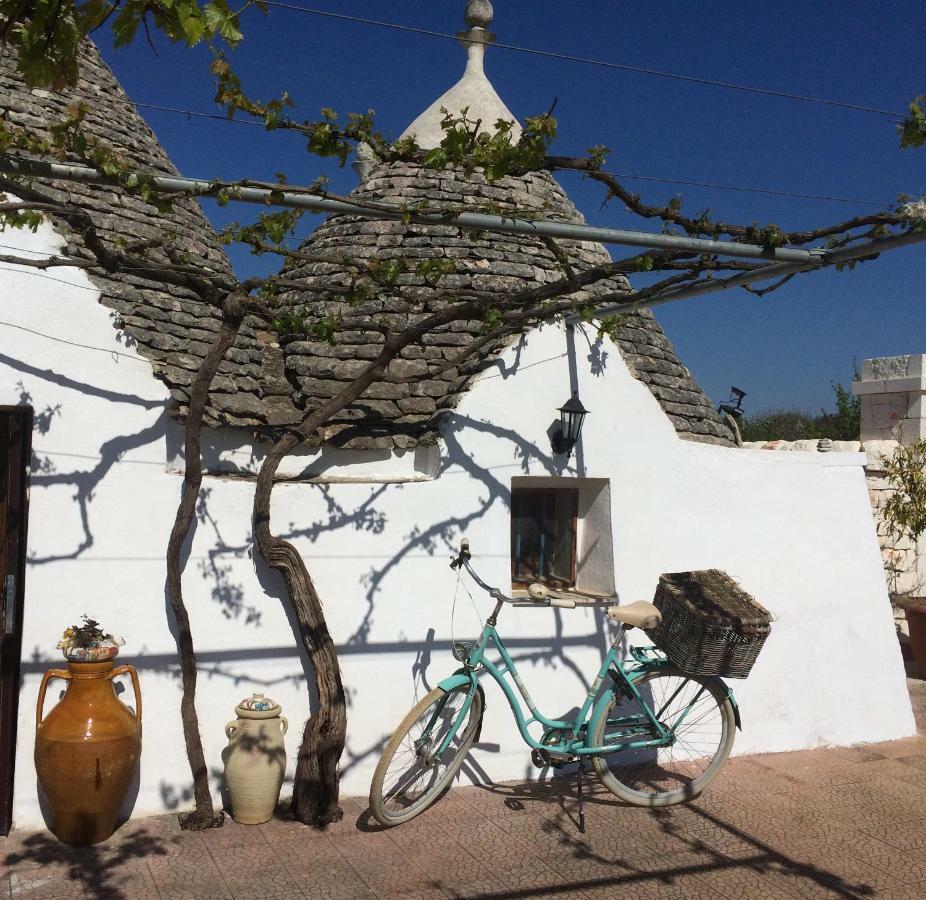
[740,376,860,442]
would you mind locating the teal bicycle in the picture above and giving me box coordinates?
[369,540,740,827]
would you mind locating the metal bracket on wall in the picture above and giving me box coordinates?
[3,575,14,635]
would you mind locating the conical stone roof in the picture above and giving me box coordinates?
[1,31,733,450]
[280,159,735,449]
[277,2,734,450]
[0,41,301,431]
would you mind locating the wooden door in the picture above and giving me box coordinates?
[0,407,31,835]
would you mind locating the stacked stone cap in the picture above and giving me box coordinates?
[854,355,926,445]
[0,41,301,431]
[279,158,736,449]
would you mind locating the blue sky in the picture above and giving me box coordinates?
[94,1,925,415]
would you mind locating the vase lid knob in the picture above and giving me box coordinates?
[235,692,281,716]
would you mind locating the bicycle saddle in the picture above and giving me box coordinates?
[606,602,662,630]
[526,584,662,629]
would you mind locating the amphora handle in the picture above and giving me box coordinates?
[280,716,288,736]
[225,721,239,739]
[108,664,142,730]
[36,669,70,731]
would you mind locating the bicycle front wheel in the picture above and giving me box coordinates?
[369,684,483,826]
[590,667,735,807]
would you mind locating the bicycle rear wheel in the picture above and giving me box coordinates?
[369,684,483,826]
[590,667,735,807]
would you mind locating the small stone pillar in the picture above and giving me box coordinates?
[854,354,926,444]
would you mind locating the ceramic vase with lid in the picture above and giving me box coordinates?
[34,647,142,845]
[224,693,288,824]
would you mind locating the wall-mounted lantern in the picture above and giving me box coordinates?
[551,392,589,457]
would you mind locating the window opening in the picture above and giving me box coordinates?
[510,487,578,589]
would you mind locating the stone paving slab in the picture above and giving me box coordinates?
[2,677,924,900]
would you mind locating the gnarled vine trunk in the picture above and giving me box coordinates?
[254,433,346,826]
[165,292,246,829]
[252,330,422,825]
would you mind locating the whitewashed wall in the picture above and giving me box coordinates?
[1,215,915,831]
[742,436,926,631]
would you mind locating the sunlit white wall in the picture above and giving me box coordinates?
[1,214,913,830]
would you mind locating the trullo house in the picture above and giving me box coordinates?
[0,3,913,831]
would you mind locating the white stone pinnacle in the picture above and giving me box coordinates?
[397,1,522,150]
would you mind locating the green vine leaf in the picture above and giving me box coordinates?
[881,441,926,542]
[203,0,244,44]
[899,97,926,150]
[586,145,610,171]
[111,7,143,49]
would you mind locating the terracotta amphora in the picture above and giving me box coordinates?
[34,661,142,845]
[224,693,288,824]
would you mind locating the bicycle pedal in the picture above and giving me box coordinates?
[531,748,551,768]
[532,748,574,770]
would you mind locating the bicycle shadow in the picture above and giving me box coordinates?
[350,769,879,899]
[433,779,878,899]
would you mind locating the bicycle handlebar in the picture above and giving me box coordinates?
[449,537,471,570]
[513,595,577,609]
[524,583,577,609]
[450,539,610,610]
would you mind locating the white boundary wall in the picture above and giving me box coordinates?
[0,216,915,830]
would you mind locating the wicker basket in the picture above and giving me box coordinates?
[646,570,772,678]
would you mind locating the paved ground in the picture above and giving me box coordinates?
[3,676,925,900]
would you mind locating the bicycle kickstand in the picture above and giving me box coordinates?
[576,758,587,835]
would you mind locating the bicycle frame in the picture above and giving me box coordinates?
[435,612,717,760]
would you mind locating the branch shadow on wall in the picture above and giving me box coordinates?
[14,329,620,816]
[16,377,622,821]
[274,410,615,789]
[20,391,167,565]
[193,487,263,626]
[345,412,579,650]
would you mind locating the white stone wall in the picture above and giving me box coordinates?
[743,362,926,633]
[742,438,924,634]
[734,440,919,630]
[0,216,915,831]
